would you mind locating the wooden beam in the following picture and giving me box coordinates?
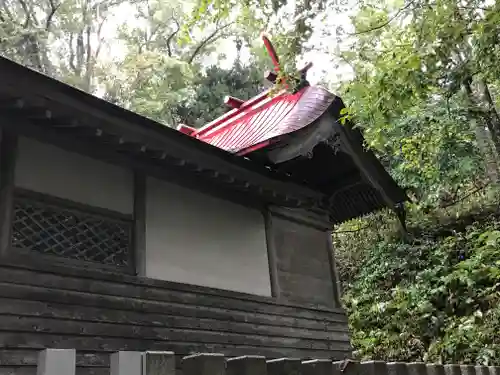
[268,206,331,231]
[133,172,146,277]
[0,98,24,109]
[0,130,17,257]
[264,71,277,84]
[326,232,342,308]
[0,116,270,212]
[264,210,280,299]
[224,96,245,109]
[0,66,323,201]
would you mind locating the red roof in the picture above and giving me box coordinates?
[190,85,336,156]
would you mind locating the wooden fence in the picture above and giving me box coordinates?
[35,349,500,375]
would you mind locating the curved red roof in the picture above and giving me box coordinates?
[190,85,336,156]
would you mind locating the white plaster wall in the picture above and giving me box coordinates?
[145,177,271,296]
[15,137,133,214]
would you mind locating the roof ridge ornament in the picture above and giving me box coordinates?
[261,33,312,91]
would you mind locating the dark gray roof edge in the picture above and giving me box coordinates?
[0,55,324,204]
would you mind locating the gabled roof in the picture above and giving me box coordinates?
[181,32,407,224]
[0,54,406,224]
[192,86,335,155]
[0,55,323,209]
[187,81,407,224]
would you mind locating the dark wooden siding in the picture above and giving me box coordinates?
[266,213,340,309]
[0,257,352,375]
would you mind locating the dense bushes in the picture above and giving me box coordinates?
[337,210,500,365]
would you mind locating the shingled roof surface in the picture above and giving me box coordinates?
[192,86,336,155]
[191,83,408,224]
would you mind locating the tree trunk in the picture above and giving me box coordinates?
[462,79,500,183]
[474,119,499,184]
[463,79,500,157]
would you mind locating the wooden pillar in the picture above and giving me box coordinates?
[264,210,280,299]
[327,232,342,307]
[133,172,146,276]
[0,130,17,257]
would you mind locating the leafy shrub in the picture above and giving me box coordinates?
[339,217,500,365]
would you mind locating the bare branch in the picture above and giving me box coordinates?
[45,0,60,30]
[349,0,416,36]
[17,0,33,28]
[187,21,234,64]
[94,15,108,60]
[0,2,15,22]
[69,33,76,72]
[165,18,180,57]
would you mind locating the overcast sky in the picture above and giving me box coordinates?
[98,0,357,89]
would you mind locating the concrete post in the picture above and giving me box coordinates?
[110,351,143,375]
[387,362,409,375]
[475,367,490,375]
[267,358,302,375]
[302,359,334,375]
[407,363,427,375]
[143,352,176,375]
[461,366,476,375]
[37,349,76,375]
[333,360,359,375]
[445,365,462,375]
[182,354,225,375]
[427,364,445,375]
[226,356,266,375]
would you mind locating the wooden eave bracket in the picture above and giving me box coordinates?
[0,105,321,209]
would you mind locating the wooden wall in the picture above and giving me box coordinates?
[266,207,341,308]
[0,258,352,375]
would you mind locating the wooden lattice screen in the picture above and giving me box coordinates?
[10,192,132,268]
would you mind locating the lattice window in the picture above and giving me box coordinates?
[11,193,132,268]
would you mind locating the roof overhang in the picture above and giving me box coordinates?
[0,56,326,210]
[188,81,408,224]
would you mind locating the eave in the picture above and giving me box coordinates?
[0,56,325,210]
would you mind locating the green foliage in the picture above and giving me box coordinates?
[338,0,500,208]
[335,2,500,363]
[173,63,265,127]
[341,214,500,364]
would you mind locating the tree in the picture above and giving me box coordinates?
[0,0,131,91]
[98,0,268,128]
[334,0,500,207]
[173,62,266,128]
[188,0,350,79]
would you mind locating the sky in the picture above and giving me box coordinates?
[98,0,357,89]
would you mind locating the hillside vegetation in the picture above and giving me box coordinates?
[335,192,500,365]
